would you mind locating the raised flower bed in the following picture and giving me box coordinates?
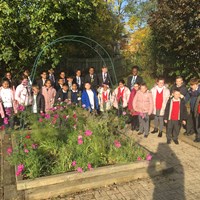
[4,104,170,199]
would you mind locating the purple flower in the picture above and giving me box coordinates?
[114,140,121,148]
[146,154,152,161]
[77,167,83,173]
[7,147,12,155]
[5,108,12,116]
[72,161,76,167]
[85,130,93,136]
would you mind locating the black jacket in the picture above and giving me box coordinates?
[97,73,111,87]
[73,76,84,91]
[37,79,46,89]
[33,93,45,113]
[55,89,68,102]
[127,75,143,91]
[84,74,98,89]
[164,97,187,121]
[170,83,188,97]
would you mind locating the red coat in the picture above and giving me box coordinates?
[128,88,139,116]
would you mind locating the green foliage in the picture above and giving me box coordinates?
[148,0,200,80]
[7,104,147,179]
[0,0,122,75]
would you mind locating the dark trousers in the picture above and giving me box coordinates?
[166,120,180,141]
[131,115,139,129]
[186,112,196,134]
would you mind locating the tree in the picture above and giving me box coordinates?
[0,0,122,75]
[148,0,200,79]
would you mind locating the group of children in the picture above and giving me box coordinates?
[0,66,200,145]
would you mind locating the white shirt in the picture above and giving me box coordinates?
[86,89,95,109]
[0,88,13,108]
[32,94,37,113]
[156,86,164,93]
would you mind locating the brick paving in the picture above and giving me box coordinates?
[54,127,200,200]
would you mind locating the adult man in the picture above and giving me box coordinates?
[98,66,111,87]
[84,67,98,90]
[127,66,143,91]
[48,69,56,87]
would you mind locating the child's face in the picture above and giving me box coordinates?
[32,87,39,95]
[58,79,64,85]
[190,84,198,91]
[45,81,51,88]
[67,78,73,83]
[41,72,47,79]
[76,71,81,77]
[140,86,147,93]
[173,91,181,99]
[134,84,139,91]
[103,85,108,91]
[157,80,164,88]
[72,84,77,91]
[118,83,124,88]
[85,83,91,90]
[2,81,9,89]
[176,78,183,87]
[62,86,68,92]
[22,79,28,86]
[89,68,94,75]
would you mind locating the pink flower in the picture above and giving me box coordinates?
[78,139,83,145]
[78,135,83,140]
[25,135,31,139]
[38,118,43,122]
[53,114,59,119]
[17,164,24,172]
[24,149,29,153]
[7,147,12,155]
[18,105,25,111]
[16,171,21,176]
[4,117,8,125]
[137,156,142,161]
[87,163,93,170]
[85,130,93,136]
[77,167,83,173]
[73,124,77,129]
[40,113,45,117]
[146,154,152,161]
[45,114,50,119]
[73,113,77,119]
[32,144,38,149]
[114,140,121,148]
[122,111,127,116]
[72,161,76,167]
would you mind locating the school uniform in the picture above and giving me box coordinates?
[194,95,200,141]
[151,85,170,134]
[84,74,98,90]
[32,93,45,114]
[98,87,112,112]
[164,97,187,142]
[68,90,82,105]
[127,75,143,91]
[73,76,84,91]
[55,89,68,102]
[98,72,111,87]
[81,89,98,111]
[37,79,46,89]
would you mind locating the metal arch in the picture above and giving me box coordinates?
[31,35,118,87]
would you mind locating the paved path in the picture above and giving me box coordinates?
[54,127,200,200]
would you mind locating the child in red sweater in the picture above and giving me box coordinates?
[164,88,187,144]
